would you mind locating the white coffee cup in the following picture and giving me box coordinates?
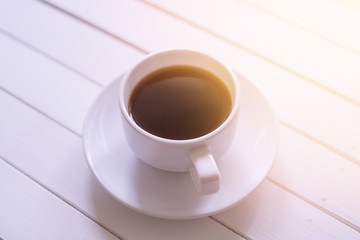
[119,49,240,194]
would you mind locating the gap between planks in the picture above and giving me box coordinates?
[209,216,252,240]
[280,120,360,167]
[266,177,360,233]
[35,0,148,55]
[0,28,102,88]
[0,85,80,138]
[0,154,127,240]
[239,0,360,57]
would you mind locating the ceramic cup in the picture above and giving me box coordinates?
[119,49,241,194]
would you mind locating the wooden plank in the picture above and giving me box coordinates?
[272,125,360,228]
[238,0,360,54]
[0,32,100,135]
[28,0,360,162]
[0,91,243,239]
[0,159,120,240]
[215,180,360,240]
[0,0,144,86]
[1,88,358,239]
[146,0,360,105]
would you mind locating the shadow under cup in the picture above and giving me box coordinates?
[119,49,240,175]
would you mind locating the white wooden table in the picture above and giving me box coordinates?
[1,0,360,239]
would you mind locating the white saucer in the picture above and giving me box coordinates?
[83,72,280,219]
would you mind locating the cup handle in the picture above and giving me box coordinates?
[189,146,220,194]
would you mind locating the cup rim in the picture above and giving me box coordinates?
[119,48,241,145]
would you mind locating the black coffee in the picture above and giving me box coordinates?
[128,65,232,140]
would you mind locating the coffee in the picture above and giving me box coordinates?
[128,65,232,140]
